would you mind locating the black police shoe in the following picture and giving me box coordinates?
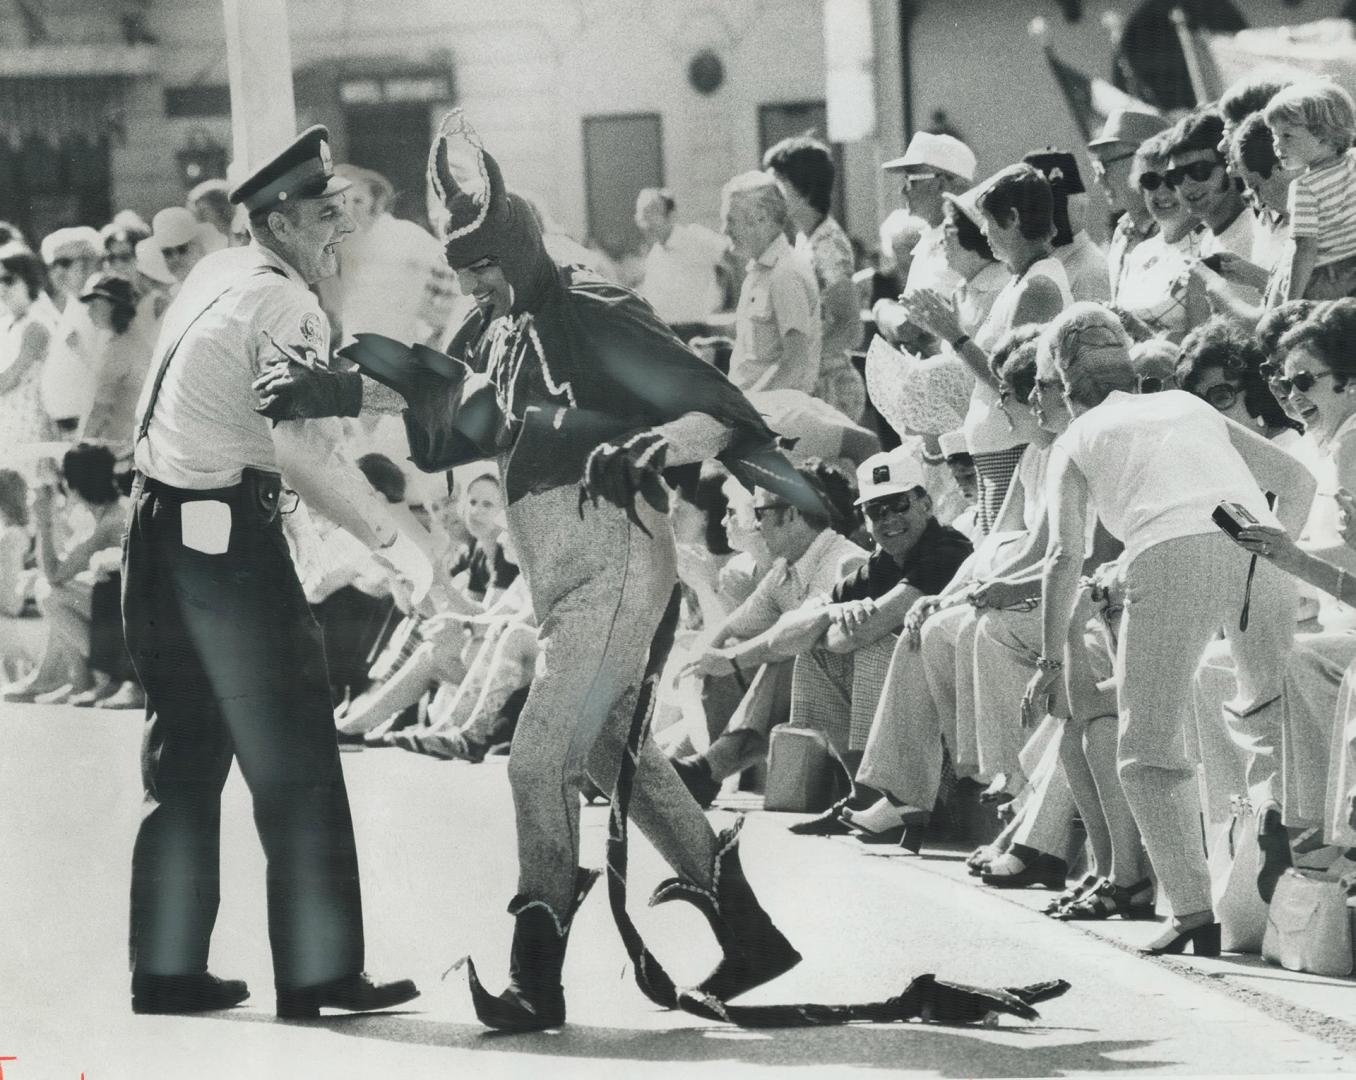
[276,972,419,1019]
[131,972,250,1014]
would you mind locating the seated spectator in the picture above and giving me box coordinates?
[670,464,738,629]
[1026,302,1311,948]
[0,243,60,450]
[0,468,40,681]
[765,135,867,421]
[2,444,131,704]
[722,171,821,396]
[669,461,866,805]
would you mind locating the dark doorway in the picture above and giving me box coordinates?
[582,112,663,260]
[344,102,433,224]
[758,100,846,229]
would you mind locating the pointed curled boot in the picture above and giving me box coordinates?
[645,818,802,1004]
[460,868,599,1032]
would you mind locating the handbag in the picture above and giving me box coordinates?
[764,724,844,813]
[1208,796,1270,954]
[1261,868,1354,977]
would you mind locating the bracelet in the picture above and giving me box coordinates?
[1034,654,1064,673]
[951,334,971,351]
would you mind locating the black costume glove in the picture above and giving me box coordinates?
[254,360,364,420]
[580,429,670,534]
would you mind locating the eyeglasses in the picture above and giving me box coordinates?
[752,503,794,524]
[103,252,135,266]
[1163,160,1221,189]
[47,256,80,270]
[1274,369,1334,397]
[1136,171,1166,192]
[862,492,915,521]
[1200,382,1241,412]
[900,172,939,189]
[160,242,193,259]
[1137,374,1172,393]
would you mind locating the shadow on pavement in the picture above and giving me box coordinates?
[219,1009,1167,1075]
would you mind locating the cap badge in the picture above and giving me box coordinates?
[872,465,891,484]
[319,139,333,171]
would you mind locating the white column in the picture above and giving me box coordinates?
[221,0,298,184]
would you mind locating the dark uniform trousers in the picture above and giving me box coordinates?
[123,474,365,989]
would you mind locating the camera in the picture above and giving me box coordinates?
[1212,500,1259,539]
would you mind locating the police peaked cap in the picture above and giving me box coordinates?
[230,125,351,213]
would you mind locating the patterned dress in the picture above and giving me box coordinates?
[803,216,866,422]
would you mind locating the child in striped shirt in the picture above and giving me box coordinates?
[1264,80,1356,302]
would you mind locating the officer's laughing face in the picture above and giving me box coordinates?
[274,192,354,283]
[455,257,514,320]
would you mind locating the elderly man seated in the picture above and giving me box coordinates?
[672,448,971,808]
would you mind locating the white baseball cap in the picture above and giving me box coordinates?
[882,132,977,183]
[855,447,927,506]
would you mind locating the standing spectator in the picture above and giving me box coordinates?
[905,165,1071,533]
[1116,131,1210,340]
[872,132,978,347]
[78,273,158,455]
[39,226,101,435]
[0,468,39,681]
[150,206,222,286]
[335,163,452,343]
[1023,150,1110,302]
[186,178,235,245]
[0,243,60,449]
[722,171,821,396]
[1167,109,1257,261]
[1264,80,1356,301]
[764,135,867,421]
[1087,108,1170,303]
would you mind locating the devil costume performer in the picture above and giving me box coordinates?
[256,110,1069,1033]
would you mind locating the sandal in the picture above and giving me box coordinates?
[1055,877,1155,920]
[1042,873,1101,916]
[966,843,1002,876]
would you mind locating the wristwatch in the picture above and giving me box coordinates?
[1033,654,1064,673]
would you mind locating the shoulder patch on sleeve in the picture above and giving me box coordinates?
[300,312,324,348]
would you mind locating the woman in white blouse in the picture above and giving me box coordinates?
[1023,303,1313,956]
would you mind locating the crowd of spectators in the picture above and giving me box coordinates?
[12,70,1356,964]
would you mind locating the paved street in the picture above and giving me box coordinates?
[4,704,1356,1079]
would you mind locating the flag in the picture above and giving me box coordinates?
[1041,44,1160,143]
[1198,18,1356,101]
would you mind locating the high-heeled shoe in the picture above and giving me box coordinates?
[1140,919,1220,957]
[1056,877,1156,921]
[898,822,924,855]
[1042,873,1101,916]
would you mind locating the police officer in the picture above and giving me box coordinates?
[123,126,419,1018]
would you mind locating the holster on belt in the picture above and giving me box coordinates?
[240,467,283,527]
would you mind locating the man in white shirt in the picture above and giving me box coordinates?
[39,226,102,434]
[723,171,821,395]
[635,187,728,334]
[871,131,977,348]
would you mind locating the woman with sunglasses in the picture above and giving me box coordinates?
[1114,131,1211,341]
[0,242,60,449]
[1022,302,1313,955]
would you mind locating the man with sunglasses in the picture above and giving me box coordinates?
[675,449,970,819]
[872,132,976,348]
[1086,108,1169,304]
[150,206,223,287]
[38,226,101,435]
[1166,109,1257,264]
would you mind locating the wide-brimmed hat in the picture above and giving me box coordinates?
[882,132,977,182]
[1087,108,1169,153]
